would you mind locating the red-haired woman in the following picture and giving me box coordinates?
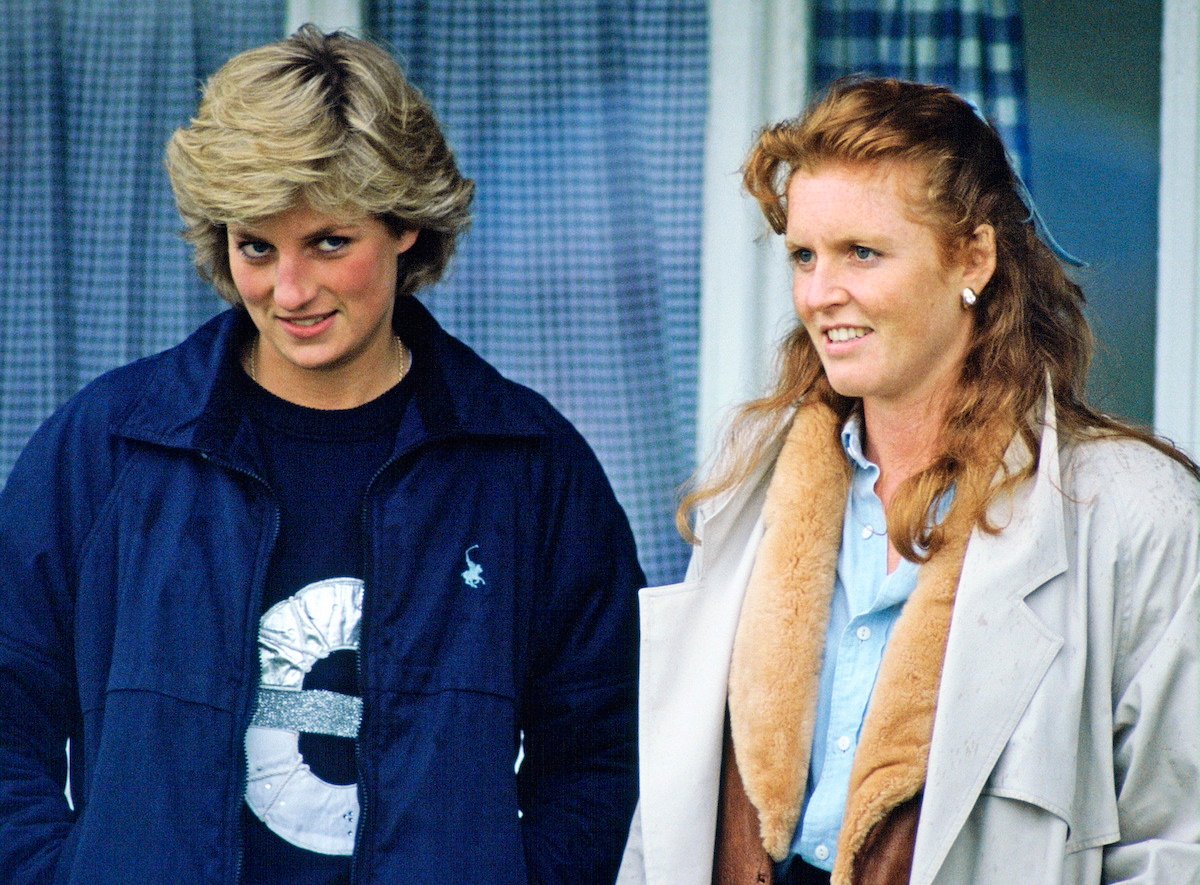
[620,77,1199,885]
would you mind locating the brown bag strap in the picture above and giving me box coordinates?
[714,712,775,885]
[851,793,921,885]
[714,707,920,885]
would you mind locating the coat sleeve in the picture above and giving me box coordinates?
[517,428,643,885]
[615,802,646,884]
[0,402,108,883]
[1101,456,1200,883]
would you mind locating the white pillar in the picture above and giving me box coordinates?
[698,0,809,465]
[286,0,363,35]
[1156,0,1200,458]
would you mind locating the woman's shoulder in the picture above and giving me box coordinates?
[16,314,234,471]
[1063,432,1198,494]
[1059,434,1199,705]
[1060,432,1200,538]
[42,348,192,447]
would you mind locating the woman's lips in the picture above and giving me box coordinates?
[278,312,336,338]
[821,325,873,354]
[825,325,871,343]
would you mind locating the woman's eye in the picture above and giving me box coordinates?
[238,240,272,260]
[791,248,815,266]
[317,236,351,253]
[852,245,877,261]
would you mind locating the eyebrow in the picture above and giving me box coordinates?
[229,222,359,242]
[784,236,878,252]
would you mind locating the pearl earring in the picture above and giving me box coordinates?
[961,286,978,308]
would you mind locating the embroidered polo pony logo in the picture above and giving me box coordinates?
[461,545,486,588]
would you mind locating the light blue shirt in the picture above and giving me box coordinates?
[785,412,920,873]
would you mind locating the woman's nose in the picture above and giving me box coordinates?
[795,264,850,314]
[272,254,317,309]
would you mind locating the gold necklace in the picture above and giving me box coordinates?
[247,335,411,386]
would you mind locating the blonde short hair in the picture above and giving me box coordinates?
[166,25,474,305]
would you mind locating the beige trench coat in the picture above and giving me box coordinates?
[619,401,1200,885]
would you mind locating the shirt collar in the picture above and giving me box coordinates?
[840,409,875,474]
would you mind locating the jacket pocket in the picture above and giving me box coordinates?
[982,724,1119,854]
[937,794,1091,885]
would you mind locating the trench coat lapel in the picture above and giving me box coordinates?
[912,405,1069,884]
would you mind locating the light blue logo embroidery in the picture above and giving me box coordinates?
[461,545,485,588]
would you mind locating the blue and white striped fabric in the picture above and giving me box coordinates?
[370,1,706,584]
[0,1,283,477]
[813,0,1030,173]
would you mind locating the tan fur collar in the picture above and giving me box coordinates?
[727,401,985,884]
[727,401,848,860]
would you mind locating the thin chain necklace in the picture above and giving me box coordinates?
[853,512,888,541]
[247,334,411,388]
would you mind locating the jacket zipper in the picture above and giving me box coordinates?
[200,451,280,885]
[349,449,415,884]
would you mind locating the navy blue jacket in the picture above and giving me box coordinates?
[0,298,642,884]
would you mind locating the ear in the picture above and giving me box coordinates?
[395,228,419,255]
[962,223,996,292]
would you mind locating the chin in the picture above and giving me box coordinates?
[823,375,869,400]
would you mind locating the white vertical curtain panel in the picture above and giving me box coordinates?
[697,0,810,467]
[1157,0,1200,459]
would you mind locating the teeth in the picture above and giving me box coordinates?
[827,326,870,342]
[289,316,327,327]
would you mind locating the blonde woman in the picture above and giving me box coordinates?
[0,27,641,883]
[621,78,1199,884]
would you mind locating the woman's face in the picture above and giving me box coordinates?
[227,202,418,407]
[786,162,994,419]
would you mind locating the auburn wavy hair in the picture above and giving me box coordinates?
[680,76,1197,558]
[166,25,474,305]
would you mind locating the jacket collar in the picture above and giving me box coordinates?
[115,296,549,466]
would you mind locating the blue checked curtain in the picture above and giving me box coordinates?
[369,1,705,584]
[813,0,1029,172]
[0,1,283,475]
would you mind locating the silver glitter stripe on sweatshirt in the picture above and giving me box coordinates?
[251,687,363,739]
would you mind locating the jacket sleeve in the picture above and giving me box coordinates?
[517,429,643,885]
[1101,458,1200,883]
[615,802,646,884]
[0,416,93,882]
[0,392,122,883]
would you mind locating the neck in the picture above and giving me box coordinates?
[861,395,947,510]
[248,334,410,410]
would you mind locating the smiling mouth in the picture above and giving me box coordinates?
[826,326,871,342]
[282,313,334,328]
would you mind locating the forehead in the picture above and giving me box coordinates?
[784,161,932,238]
[230,200,365,235]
